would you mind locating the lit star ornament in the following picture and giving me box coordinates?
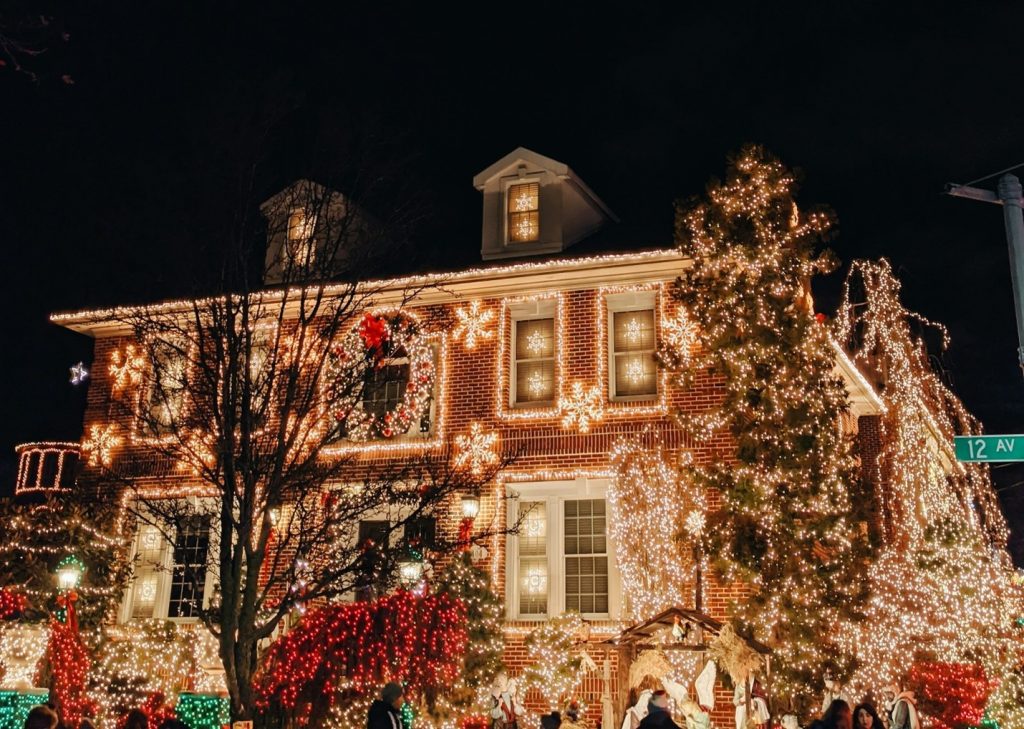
[453,422,499,476]
[69,362,89,385]
[82,423,122,468]
[452,300,495,350]
[559,382,604,434]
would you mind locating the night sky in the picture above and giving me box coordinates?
[1,3,1022,562]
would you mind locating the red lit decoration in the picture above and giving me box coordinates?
[908,661,994,729]
[116,692,176,729]
[0,587,27,620]
[358,313,390,361]
[255,590,467,725]
[457,518,473,549]
[47,618,90,726]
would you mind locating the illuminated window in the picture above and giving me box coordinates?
[122,513,214,623]
[507,182,539,243]
[507,481,619,620]
[513,317,555,405]
[611,309,657,398]
[286,208,316,265]
[518,502,548,616]
[147,340,187,436]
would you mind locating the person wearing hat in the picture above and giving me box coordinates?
[368,682,405,729]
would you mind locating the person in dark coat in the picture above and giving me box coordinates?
[852,704,884,729]
[821,700,852,729]
[637,691,681,729]
[368,682,405,729]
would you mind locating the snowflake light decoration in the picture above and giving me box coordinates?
[109,345,145,392]
[453,422,499,476]
[559,382,604,434]
[176,430,217,475]
[662,308,697,363]
[452,300,495,350]
[82,423,122,468]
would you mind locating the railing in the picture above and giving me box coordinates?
[14,442,80,495]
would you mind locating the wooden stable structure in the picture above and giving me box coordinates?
[598,607,772,727]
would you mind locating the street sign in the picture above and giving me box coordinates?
[954,434,1024,462]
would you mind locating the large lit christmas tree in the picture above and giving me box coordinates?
[666,146,870,703]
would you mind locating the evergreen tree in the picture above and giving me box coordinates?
[666,147,869,702]
[429,551,505,720]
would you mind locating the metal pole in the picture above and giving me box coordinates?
[997,173,1024,372]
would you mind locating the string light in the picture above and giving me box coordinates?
[46,618,90,727]
[14,442,78,495]
[452,301,495,350]
[453,423,499,477]
[69,362,89,386]
[521,613,592,713]
[0,623,48,689]
[496,294,565,421]
[175,693,230,729]
[109,345,145,392]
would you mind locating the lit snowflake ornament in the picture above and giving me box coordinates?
[82,422,122,468]
[454,422,499,476]
[559,382,604,434]
[452,300,495,350]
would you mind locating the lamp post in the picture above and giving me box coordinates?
[460,494,481,520]
[54,555,85,633]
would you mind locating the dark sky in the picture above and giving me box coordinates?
[1,2,1022,561]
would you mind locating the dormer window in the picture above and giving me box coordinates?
[286,208,316,265]
[507,182,540,243]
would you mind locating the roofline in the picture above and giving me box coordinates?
[51,248,686,336]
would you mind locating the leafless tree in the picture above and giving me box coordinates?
[82,167,515,722]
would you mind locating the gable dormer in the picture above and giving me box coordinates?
[474,147,617,261]
[260,179,374,285]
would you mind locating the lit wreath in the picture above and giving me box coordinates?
[328,311,435,440]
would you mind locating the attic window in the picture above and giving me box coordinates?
[507,182,539,243]
[286,209,316,264]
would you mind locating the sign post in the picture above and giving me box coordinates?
[954,434,1024,463]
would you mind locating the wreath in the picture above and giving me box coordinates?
[328,311,435,440]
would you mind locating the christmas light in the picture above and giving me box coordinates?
[69,362,89,385]
[453,423,499,477]
[0,690,48,729]
[81,423,122,468]
[14,442,78,495]
[46,618,89,727]
[55,555,85,591]
[452,301,495,350]
[175,693,230,729]
[0,624,48,689]
[109,345,145,392]
[558,382,603,434]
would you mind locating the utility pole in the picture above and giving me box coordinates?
[946,172,1024,373]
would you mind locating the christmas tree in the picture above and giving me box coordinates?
[667,146,870,702]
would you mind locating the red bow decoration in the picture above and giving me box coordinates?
[457,518,473,550]
[358,314,389,362]
[56,590,79,634]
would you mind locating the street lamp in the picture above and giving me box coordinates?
[397,558,424,589]
[55,555,85,592]
[461,494,481,520]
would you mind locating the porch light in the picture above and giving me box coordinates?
[461,494,481,520]
[55,554,85,591]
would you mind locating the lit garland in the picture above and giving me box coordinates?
[14,442,79,495]
[453,423,499,477]
[81,423,122,468]
[608,435,705,619]
[668,146,870,701]
[109,345,145,393]
[833,259,1024,727]
[559,382,603,434]
[452,301,495,350]
[0,590,26,622]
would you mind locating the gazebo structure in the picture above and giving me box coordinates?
[599,607,772,728]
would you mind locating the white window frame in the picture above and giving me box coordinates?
[510,299,557,408]
[606,290,658,401]
[502,176,542,246]
[119,503,218,625]
[505,478,622,621]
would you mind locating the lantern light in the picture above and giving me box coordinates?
[461,494,481,520]
[55,555,85,591]
[397,559,424,589]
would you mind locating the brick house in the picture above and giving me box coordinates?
[17,148,887,728]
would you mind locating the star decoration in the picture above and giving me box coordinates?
[69,362,89,385]
[82,423,122,468]
[452,300,495,350]
[109,345,145,392]
[453,422,499,476]
[559,382,604,434]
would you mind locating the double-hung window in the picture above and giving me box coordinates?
[607,291,658,400]
[146,339,188,436]
[511,299,557,407]
[506,479,620,620]
[286,208,316,266]
[507,182,539,243]
[122,514,214,623]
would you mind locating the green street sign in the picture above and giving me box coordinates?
[954,434,1024,462]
